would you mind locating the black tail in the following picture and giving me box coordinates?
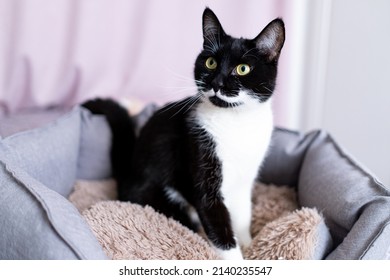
[82,98,135,185]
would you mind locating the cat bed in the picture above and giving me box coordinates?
[69,179,332,260]
[1,105,389,259]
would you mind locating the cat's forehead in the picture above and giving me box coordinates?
[218,37,253,59]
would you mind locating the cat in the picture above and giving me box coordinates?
[83,7,285,260]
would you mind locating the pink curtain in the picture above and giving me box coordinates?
[0,0,291,125]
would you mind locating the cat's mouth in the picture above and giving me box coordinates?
[209,96,242,108]
[203,91,243,108]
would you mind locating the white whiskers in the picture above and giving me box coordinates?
[157,67,205,101]
[155,94,202,119]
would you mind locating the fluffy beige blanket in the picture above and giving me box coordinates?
[69,180,328,260]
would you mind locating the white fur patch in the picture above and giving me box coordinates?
[164,186,201,226]
[216,246,244,260]
[203,89,243,104]
[194,90,273,257]
[164,186,188,206]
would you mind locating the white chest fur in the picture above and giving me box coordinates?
[195,99,273,187]
[194,98,273,251]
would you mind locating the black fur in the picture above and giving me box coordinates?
[82,99,136,185]
[82,8,285,254]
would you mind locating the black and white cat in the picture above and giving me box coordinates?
[83,8,285,259]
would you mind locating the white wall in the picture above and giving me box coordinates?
[298,0,390,186]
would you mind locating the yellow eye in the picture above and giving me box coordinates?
[205,57,217,70]
[236,64,251,76]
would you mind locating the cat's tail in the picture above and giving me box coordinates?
[82,98,136,186]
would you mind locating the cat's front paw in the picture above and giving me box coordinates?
[234,226,252,249]
[238,231,252,249]
[216,246,244,260]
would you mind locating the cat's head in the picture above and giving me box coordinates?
[194,8,285,108]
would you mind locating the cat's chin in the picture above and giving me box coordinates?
[208,96,242,108]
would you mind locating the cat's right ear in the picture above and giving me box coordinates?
[202,8,225,50]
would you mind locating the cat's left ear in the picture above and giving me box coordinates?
[254,18,285,62]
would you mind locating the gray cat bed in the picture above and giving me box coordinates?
[0,105,389,259]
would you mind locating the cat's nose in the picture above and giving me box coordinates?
[212,85,220,93]
[211,77,224,93]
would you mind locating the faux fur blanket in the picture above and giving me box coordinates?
[69,180,332,260]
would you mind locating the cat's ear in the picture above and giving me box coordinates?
[254,18,285,62]
[202,8,226,49]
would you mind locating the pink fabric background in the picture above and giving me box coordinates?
[0,0,294,125]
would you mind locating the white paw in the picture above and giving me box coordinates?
[238,230,252,248]
[216,246,244,260]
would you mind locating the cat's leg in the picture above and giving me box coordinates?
[228,193,252,248]
[164,203,200,233]
[196,199,243,260]
[129,182,200,233]
[223,183,253,248]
